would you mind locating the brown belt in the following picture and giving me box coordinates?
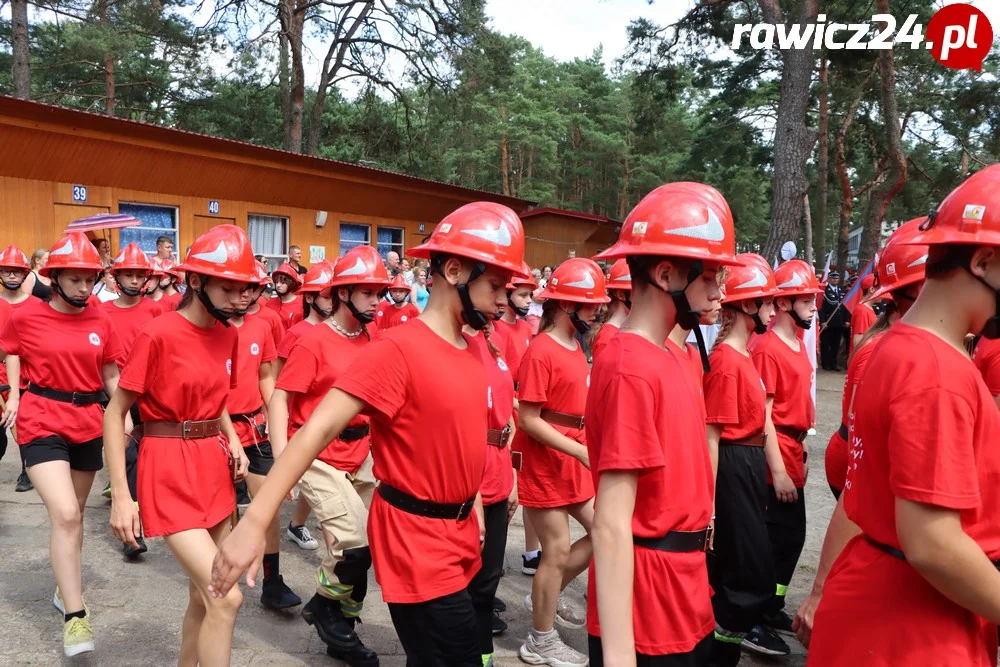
[487,425,512,447]
[140,419,223,439]
[775,425,808,443]
[540,409,584,430]
[720,433,766,447]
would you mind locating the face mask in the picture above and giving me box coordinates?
[569,307,591,335]
[444,260,488,331]
[966,268,1000,339]
[389,292,408,305]
[750,300,768,334]
[195,277,233,326]
[344,286,375,324]
[115,275,144,298]
[1,274,24,291]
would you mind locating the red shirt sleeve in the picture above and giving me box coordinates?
[0,314,22,357]
[276,344,318,394]
[593,373,665,473]
[118,331,158,394]
[261,325,277,364]
[516,349,550,404]
[752,347,778,395]
[888,387,980,510]
[704,370,740,425]
[230,332,240,389]
[101,320,125,366]
[335,337,410,420]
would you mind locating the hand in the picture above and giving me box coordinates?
[110,497,142,549]
[773,471,798,503]
[576,447,591,470]
[708,516,716,552]
[229,438,249,481]
[474,504,486,544]
[793,589,822,647]
[803,457,810,483]
[1,396,17,428]
[507,482,519,524]
[209,516,265,597]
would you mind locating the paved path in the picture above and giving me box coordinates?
[0,370,846,666]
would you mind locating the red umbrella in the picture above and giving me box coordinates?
[64,213,141,234]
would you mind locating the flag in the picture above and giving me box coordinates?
[841,257,875,315]
[820,250,834,282]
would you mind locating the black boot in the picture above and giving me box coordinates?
[261,575,302,610]
[303,594,361,649]
[326,615,378,667]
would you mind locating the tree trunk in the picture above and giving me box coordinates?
[960,148,969,179]
[98,0,115,116]
[835,66,877,270]
[815,56,829,266]
[858,4,907,264]
[278,0,305,152]
[760,0,819,264]
[500,126,511,196]
[803,193,813,265]
[11,0,30,100]
[279,29,291,148]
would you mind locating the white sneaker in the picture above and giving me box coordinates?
[286,523,319,550]
[519,630,588,667]
[523,593,587,630]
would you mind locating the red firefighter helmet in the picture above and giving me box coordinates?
[773,259,824,298]
[723,253,778,303]
[536,258,610,304]
[907,164,1000,248]
[597,182,738,265]
[176,225,257,283]
[299,262,335,293]
[388,274,410,291]
[272,262,304,288]
[111,243,152,273]
[605,259,632,291]
[409,202,527,276]
[39,232,104,277]
[329,245,391,289]
[865,219,928,304]
[0,244,31,270]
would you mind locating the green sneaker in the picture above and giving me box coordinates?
[63,615,95,657]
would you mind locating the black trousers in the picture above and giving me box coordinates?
[125,404,142,501]
[765,485,806,614]
[0,426,7,462]
[388,588,479,667]
[589,633,712,666]
[820,326,844,369]
[709,445,774,666]
[469,500,509,656]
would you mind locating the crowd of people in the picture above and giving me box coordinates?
[4,166,1000,667]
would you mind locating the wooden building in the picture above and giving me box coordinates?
[519,208,620,269]
[0,96,533,269]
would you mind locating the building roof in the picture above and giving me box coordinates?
[519,207,617,224]
[0,96,533,220]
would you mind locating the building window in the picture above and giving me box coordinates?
[118,203,178,258]
[248,214,289,272]
[377,226,404,261]
[339,223,371,256]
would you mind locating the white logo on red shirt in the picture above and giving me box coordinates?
[497,358,509,372]
[401,315,408,322]
[88,332,101,346]
[586,374,591,388]
[226,359,232,375]
[250,343,260,356]
[487,386,493,409]
[377,310,383,318]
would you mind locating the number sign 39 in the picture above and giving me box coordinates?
[72,185,88,202]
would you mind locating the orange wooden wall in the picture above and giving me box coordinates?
[522,212,619,269]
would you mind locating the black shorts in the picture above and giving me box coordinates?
[22,436,103,472]
[244,439,273,476]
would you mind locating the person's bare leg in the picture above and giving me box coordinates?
[524,510,540,552]
[163,520,242,667]
[178,579,206,666]
[28,461,94,614]
[292,494,310,528]
[246,473,280,553]
[526,507,570,632]
[70,469,96,556]
[560,500,595,589]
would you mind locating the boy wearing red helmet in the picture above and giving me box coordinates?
[270,246,387,666]
[746,258,819,647]
[494,264,535,382]
[586,182,738,665]
[806,165,1000,666]
[373,273,420,331]
[793,220,927,647]
[105,225,254,666]
[267,262,304,330]
[211,202,528,666]
[590,258,631,364]
[849,272,877,351]
[0,233,125,657]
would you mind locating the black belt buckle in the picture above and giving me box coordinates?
[703,524,714,553]
[71,391,100,406]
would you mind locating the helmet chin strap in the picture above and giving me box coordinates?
[787,297,812,329]
[567,305,591,335]
[750,299,768,334]
[432,256,489,330]
[310,298,333,319]
[507,291,529,318]
[653,260,710,371]
[344,286,375,324]
[115,275,144,298]
[51,271,92,309]
[195,276,234,327]
[965,267,1000,339]
[1,273,24,291]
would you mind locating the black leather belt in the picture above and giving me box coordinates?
[339,424,370,442]
[864,535,1000,569]
[634,526,713,553]
[775,425,809,442]
[230,407,263,421]
[378,484,475,520]
[720,433,766,447]
[27,383,107,406]
[838,423,849,440]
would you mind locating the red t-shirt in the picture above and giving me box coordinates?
[514,332,595,508]
[277,323,372,473]
[704,343,767,442]
[827,332,884,492]
[266,294,304,331]
[973,337,1000,396]
[467,330,515,506]
[101,299,164,366]
[374,302,420,332]
[591,323,619,365]
[276,319,315,360]
[227,316,276,446]
[811,324,1000,666]
[585,333,714,655]
[850,302,877,352]
[666,337,706,421]
[750,330,815,487]
[0,299,14,389]
[247,302,283,349]
[0,295,41,388]
[0,300,123,443]
[119,312,238,423]
[161,291,183,311]
[334,320,488,603]
[494,316,532,383]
